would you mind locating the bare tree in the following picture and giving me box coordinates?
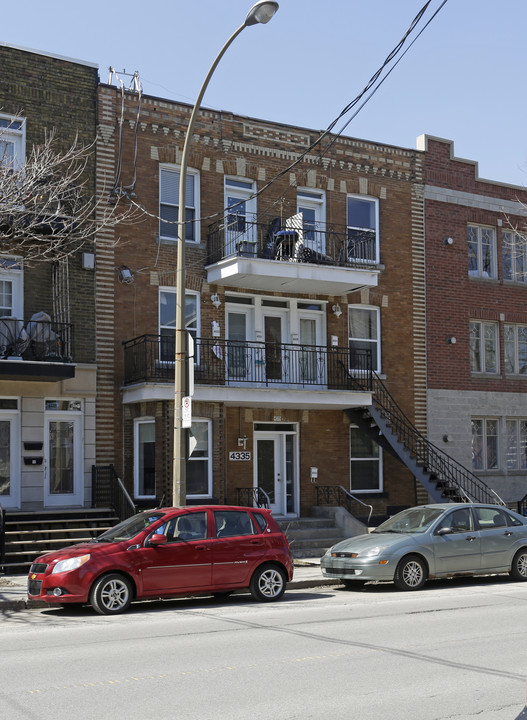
[0,129,137,264]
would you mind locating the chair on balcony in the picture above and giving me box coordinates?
[0,317,29,359]
[25,312,63,361]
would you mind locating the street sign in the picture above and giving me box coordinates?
[182,396,192,428]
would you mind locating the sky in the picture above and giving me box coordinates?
[2,0,527,187]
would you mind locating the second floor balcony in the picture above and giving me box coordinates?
[206,216,380,295]
[122,335,373,409]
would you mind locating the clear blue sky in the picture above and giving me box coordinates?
[3,0,526,186]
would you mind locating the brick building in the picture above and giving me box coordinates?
[96,80,428,520]
[0,44,98,511]
[420,135,527,505]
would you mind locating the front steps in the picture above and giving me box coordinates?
[1,508,119,575]
[277,516,349,559]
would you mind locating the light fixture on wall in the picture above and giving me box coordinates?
[443,434,453,443]
[332,303,342,318]
[447,336,457,344]
[443,237,454,246]
[117,266,134,284]
[211,293,221,308]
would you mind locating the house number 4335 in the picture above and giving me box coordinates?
[229,451,252,461]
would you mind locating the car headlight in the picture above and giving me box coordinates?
[361,546,384,558]
[51,554,91,574]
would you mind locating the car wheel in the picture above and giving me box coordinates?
[510,549,527,581]
[250,564,287,602]
[394,555,427,591]
[89,573,133,615]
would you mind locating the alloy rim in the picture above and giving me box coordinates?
[403,561,423,587]
[517,554,527,577]
[259,569,283,597]
[101,579,129,610]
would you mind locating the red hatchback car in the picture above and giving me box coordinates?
[28,505,294,615]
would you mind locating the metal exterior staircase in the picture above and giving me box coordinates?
[346,373,504,506]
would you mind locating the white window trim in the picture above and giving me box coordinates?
[348,304,381,373]
[0,255,24,319]
[0,114,26,171]
[347,194,379,264]
[504,323,527,375]
[0,397,21,508]
[349,425,383,493]
[159,164,200,243]
[503,230,527,283]
[470,320,499,374]
[134,417,156,499]
[471,417,499,471]
[188,417,212,498]
[468,224,497,279]
[158,286,201,365]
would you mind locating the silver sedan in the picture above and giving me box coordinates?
[320,503,527,590]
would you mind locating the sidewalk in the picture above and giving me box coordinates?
[0,558,336,612]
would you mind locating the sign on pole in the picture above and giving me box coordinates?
[182,396,192,428]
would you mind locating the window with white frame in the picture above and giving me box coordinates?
[0,257,23,318]
[0,398,20,505]
[159,165,199,242]
[467,225,497,278]
[504,324,527,375]
[297,189,326,254]
[187,419,212,497]
[470,320,498,374]
[350,426,381,492]
[134,418,156,498]
[503,230,527,283]
[159,287,199,362]
[471,418,498,470]
[505,419,527,471]
[0,115,25,171]
[349,305,380,372]
[347,195,379,263]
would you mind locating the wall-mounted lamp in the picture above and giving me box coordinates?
[332,303,342,318]
[238,435,248,449]
[118,266,134,284]
[443,434,453,443]
[211,293,221,308]
[447,336,457,344]
[443,237,454,246]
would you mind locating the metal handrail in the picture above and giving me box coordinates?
[92,465,137,521]
[316,485,373,525]
[0,502,5,571]
[237,487,271,509]
[361,372,504,505]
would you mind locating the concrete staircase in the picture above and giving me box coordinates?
[277,515,349,559]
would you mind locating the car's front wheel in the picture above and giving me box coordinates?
[250,564,287,602]
[89,573,133,615]
[394,555,427,591]
[510,549,527,581]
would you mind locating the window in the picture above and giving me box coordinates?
[349,305,380,372]
[0,115,25,170]
[161,512,207,542]
[347,195,379,263]
[134,418,156,498]
[505,324,527,375]
[214,509,256,537]
[471,418,498,470]
[159,165,199,242]
[0,257,23,318]
[470,321,498,373]
[503,230,527,283]
[468,225,496,278]
[297,189,326,253]
[505,419,527,471]
[187,419,212,497]
[159,287,199,362]
[350,426,381,492]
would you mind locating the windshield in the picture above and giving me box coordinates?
[93,512,165,543]
[372,507,445,534]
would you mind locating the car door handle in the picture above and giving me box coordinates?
[195,545,207,551]
[466,535,477,542]
[503,531,513,536]
[250,540,262,545]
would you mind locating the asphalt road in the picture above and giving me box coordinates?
[1,576,526,720]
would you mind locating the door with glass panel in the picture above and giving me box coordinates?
[255,427,297,515]
[298,311,325,385]
[226,308,254,382]
[224,178,256,257]
[0,402,20,509]
[297,189,325,255]
[263,310,289,383]
[44,402,83,507]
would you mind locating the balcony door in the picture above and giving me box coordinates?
[224,178,256,257]
[44,401,83,507]
[298,314,325,385]
[226,307,254,382]
[0,403,20,509]
[297,189,326,255]
[255,424,297,516]
[263,309,289,383]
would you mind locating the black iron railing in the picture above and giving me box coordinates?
[0,316,72,362]
[0,503,5,572]
[237,487,271,509]
[357,371,504,505]
[92,465,137,521]
[207,216,378,268]
[517,494,527,517]
[123,335,373,391]
[316,485,373,525]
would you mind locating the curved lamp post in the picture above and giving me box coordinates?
[173,1,279,506]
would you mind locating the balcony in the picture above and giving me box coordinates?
[122,335,373,409]
[206,216,379,295]
[0,315,74,381]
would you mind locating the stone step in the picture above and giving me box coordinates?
[276,517,336,530]
[282,527,344,541]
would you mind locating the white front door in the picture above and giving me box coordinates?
[44,407,83,507]
[255,426,297,515]
[224,178,257,256]
[0,408,21,509]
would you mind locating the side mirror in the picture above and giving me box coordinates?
[149,533,168,546]
[436,527,453,536]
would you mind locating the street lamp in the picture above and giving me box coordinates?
[172,1,279,507]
